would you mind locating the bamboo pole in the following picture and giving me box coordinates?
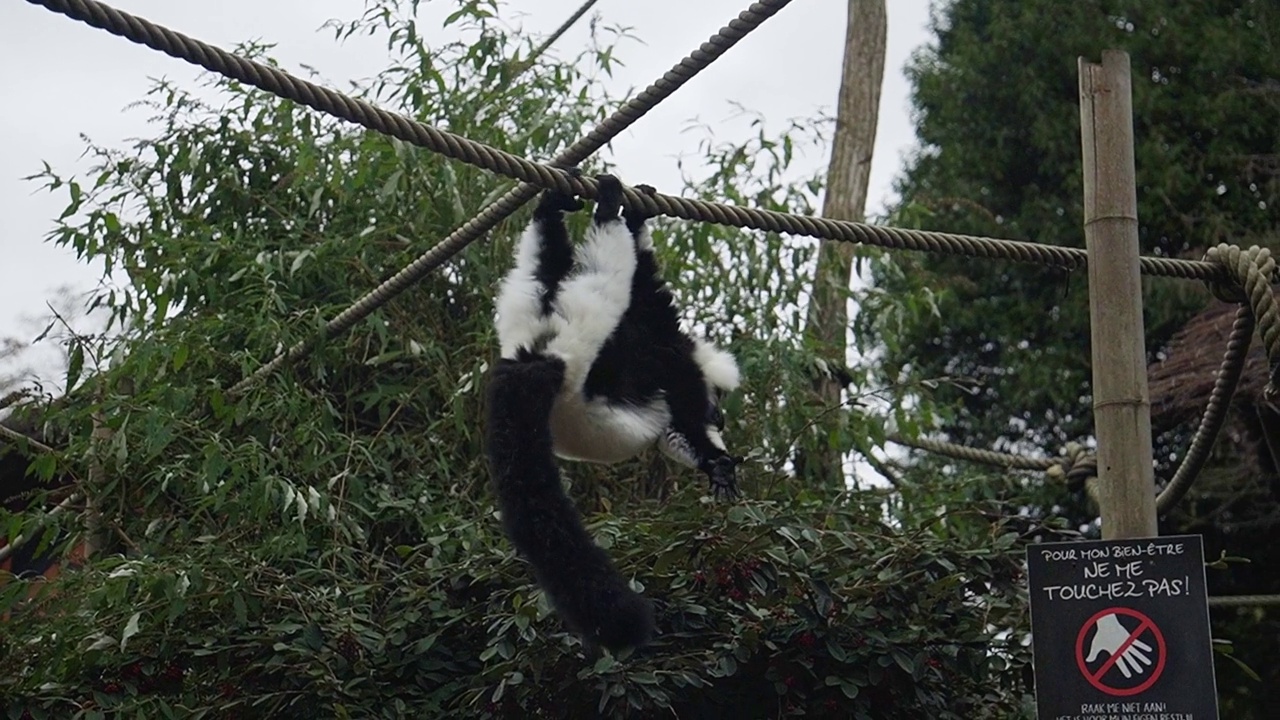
[1078,50,1158,538]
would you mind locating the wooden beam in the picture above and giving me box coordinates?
[1078,50,1158,538]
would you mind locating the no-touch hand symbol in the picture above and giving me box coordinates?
[1075,607,1167,696]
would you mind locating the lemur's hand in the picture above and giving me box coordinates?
[535,166,585,215]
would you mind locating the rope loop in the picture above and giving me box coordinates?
[1045,441,1096,491]
[1205,244,1280,398]
[1203,244,1250,304]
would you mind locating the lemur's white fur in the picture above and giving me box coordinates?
[542,214,671,463]
[543,217,636,392]
[494,221,559,359]
[493,184,740,472]
[692,338,742,394]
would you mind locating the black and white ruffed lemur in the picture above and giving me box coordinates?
[485,173,742,651]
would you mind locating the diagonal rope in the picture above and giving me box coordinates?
[25,0,1245,287]
[20,0,1280,576]
[23,0,1280,497]
[217,0,797,395]
[7,0,794,560]
[516,0,601,74]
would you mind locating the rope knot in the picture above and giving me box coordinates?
[1204,244,1280,397]
[1048,441,1096,491]
[1203,244,1249,303]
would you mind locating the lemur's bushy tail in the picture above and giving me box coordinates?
[485,351,655,652]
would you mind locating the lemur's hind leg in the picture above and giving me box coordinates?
[495,168,584,358]
[545,175,638,394]
[620,184,744,499]
[623,183,658,251]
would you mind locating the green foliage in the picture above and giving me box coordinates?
[3,1,1036,717]
[867,0,1280,450]
[863,1,1280,715]
[3,496,1035,719]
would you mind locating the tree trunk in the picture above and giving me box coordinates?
[798,0,886,486]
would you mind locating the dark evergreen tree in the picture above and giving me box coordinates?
[869,1,1280,715]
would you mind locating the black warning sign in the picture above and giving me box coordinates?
[1026,534,1218,720]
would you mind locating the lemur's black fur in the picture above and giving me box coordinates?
[583,179,738,493]
[485,350,655,652]
[486,174,740,652]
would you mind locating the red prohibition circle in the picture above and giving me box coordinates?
[1075,606,1167,696]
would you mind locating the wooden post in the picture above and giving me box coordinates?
[1078,50,1158,538]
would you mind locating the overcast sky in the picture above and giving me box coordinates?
[0,0,933,388]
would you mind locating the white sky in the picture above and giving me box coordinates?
[0,0,933,387]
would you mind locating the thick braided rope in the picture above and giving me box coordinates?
[26,0,1243,287]
[1155,305,1253,514]
[220,0,795,395]
[1048,442,1097,488]
[1206,245,1280,395]
[887,433,1056,471]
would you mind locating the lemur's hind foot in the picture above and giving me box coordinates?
[623,184,658,236]
[535,167,585,217]
[705,454,743,501]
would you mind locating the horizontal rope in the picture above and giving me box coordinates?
[887,433,1056,471]
[219,0,795,396]
[25,0,1246,286]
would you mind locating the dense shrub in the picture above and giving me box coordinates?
[1,1,1038,717]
